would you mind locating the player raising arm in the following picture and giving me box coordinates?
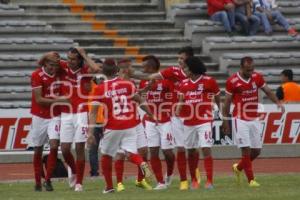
[222,56,284,187]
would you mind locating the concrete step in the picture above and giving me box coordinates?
[18,3,158,13]
[74,37,189,47]
[48,20,175,30]
[10,0,151,4]
[0,28,183,38]
[0,12,166,21]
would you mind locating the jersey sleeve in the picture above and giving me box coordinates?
[159,67,174,80]
[209,78,221,95]
[31,72,42,89]
[225,78,234,95]
[139,80,147,90]
[256,73,266,88]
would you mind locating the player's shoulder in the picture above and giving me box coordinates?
[202,74,215,81]
[31,67,43,77]
[180,78,190,86]
[227,72,239,84]
[252,71,264,79]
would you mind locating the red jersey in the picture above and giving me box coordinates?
[207,0,233,16]
[139,79,174,123]
[31,67,62,119]
[179,75,220,126]
[225,72,266,121]
[60,60,92,113]
[93,77,139,130]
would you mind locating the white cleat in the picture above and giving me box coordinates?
[164,174,173,186]
[74,184,83,192]
[102,188,115,194]
[153,183,168,190]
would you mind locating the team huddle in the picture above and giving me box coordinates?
[27,46,284,193]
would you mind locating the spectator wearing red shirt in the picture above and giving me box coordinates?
[207,0,236,34]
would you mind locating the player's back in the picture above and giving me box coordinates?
[94,77,139,130]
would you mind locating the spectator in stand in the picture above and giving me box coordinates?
[253,0,298,36]
[234,0,261,36]
[276,69,300,103]
[207,0,236,35]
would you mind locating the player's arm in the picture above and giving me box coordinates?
[175,93,184,116]
[33,87,68,106]
[261,84,285,112]
[221,93,233,134]
[133,93,157,122]
[76,47,101,73]
[87,103,99,146]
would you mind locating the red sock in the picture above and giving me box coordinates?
[239,155,254,183]
[150,156,164,183]
[204,156,213,183]
[188,153,196,181]
[114,159,124,183]
[128,153,143,166]
[165,154,175,177]
[101,155,113,190]
[33,151,42,186]
[76,160,85,184]
[64,152,76,174]
[45,149,58,181]
[237,155,256,171]
[177,151,187,181]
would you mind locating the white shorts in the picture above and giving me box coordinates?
[171,116,185,147]
[232,118,263,148]
[27,115,60,147]
[60,112,88,143]
[145,121,174,150]
[101,126,138,157]
[136,122,148,149]
[184,122,214,149]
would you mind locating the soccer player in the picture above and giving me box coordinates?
[176,57,221,189]
[222,56,285,187]
[114,58,152,192]
[88,59,154,194]
[59,47,99,192]
[147,47,200,190]
[139,55,175,190]
[28,52,68,191]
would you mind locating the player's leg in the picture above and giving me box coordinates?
[89,126,102,177]
[171,117,188,189]
[187,149,198,186]
[115,151,126,192]
[150,147,167,190]
[44,116,61,191]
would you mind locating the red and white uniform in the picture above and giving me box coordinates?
[27,67,62,147]
[140,79,174,149]
[93,77,140,156]
[159,66,187,147]
[179,75,220,148]
[225,72,266,148]
[59,60,92,143]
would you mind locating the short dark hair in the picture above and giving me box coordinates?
[94,58,103,64]
[178,46,194,57]
[240,56,253,67]
[185,57,206,75]
[102,58,118,77]
[68,47,84,67]
[142,55,160,71]
[281,69,293,81]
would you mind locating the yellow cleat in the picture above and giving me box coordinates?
[179,180,189,190]
[116,182,125,192]
[232,163,242,185]
[249,180,260,187]
[135,179,152,190]
[140,162,153,184]
[195,168,201,185]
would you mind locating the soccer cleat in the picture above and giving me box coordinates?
[68,174,76,188]
[43,180,54,191]
[191,179,199,190]
[153,183,168,190]
[140,162,153,183]
[74,184,83,192]
[249,180,260,187]
[195,168,201,185]
[135,179,153,190]
[116,182,125,192]
[164,174,173,186]
[34,184,42,192]
[179,180,189,190]
[102,188,115,194]
[205,181,214,190]
[232,163,241,185]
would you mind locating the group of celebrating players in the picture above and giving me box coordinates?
[27,46,284,193]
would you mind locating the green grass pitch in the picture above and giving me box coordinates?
[1,174,300,200]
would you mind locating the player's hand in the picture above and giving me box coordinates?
[75,47,87,57]
[277,103,285,113]
[221,120,231,135]
[149,114,158,125]
[87,133,96,148]
[224,3,235,10]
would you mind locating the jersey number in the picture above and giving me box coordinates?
[112,95,129,115]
